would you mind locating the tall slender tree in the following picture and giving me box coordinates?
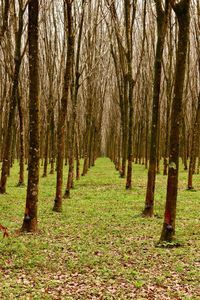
[125,0,135,189]
[64,0,85,198]
[143,0,169,216]
[53,0,74,212]
[160,0,191,242]
[0,0,27,193]
[0,0,10,41]
[187,93,200,189]
[21,0,40,232]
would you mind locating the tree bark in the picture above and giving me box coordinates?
[53,0,73,212]
[21,0,39,232]
[187,92,200,189]
[42,112,50,177]
[160,0,190,242]
[143,0,169,216]
[0,3,24,193]
[49,110,55,174]
[0,0,10,40]
[64,2,84,197]
[125,0,135,189]
[17,90,25,186]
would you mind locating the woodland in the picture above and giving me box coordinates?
[0,0,200,299]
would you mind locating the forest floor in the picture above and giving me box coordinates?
[0,158,200,300]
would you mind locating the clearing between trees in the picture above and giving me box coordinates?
[0,158,199,299]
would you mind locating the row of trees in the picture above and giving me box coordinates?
[106,0,198,242]
[0,0,199,244]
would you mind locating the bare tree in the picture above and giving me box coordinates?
[21,0,40,232]
[143,0,169,216]
[64,0,85,198]
[53,0,74,212]
[0,0,28,193]
[160,0,191,243]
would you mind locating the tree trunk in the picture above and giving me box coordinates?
[120,77,129,178]
[21,0,39,232]
[187,92,200,189]
[17,90,25,186]
[0,3,24,193]
[126,77,134,188]
[160,0,190,242]
[49,110,55,174]
[143,0,169,216]
[53,0,73,212]
[163,16,173,176]
[75,130,80,180]
[0,0,10,40]
[64,1,84,195]
[42,112,50,177]
[64,117,75,199]
[82,114,91,176]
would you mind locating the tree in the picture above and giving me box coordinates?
[0,0,28,193]
[143,0,169,216]
[53,0,74,212]
[21,0,39,232]
[0,0,10,41]
[64,0,85,198]
[187,0,200,189]
[187,93,200,189]
[160,0,191,243]
[125,0,135,189]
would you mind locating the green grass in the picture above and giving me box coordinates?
[0,158,200,299]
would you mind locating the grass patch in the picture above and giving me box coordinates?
[0,158,200,299]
